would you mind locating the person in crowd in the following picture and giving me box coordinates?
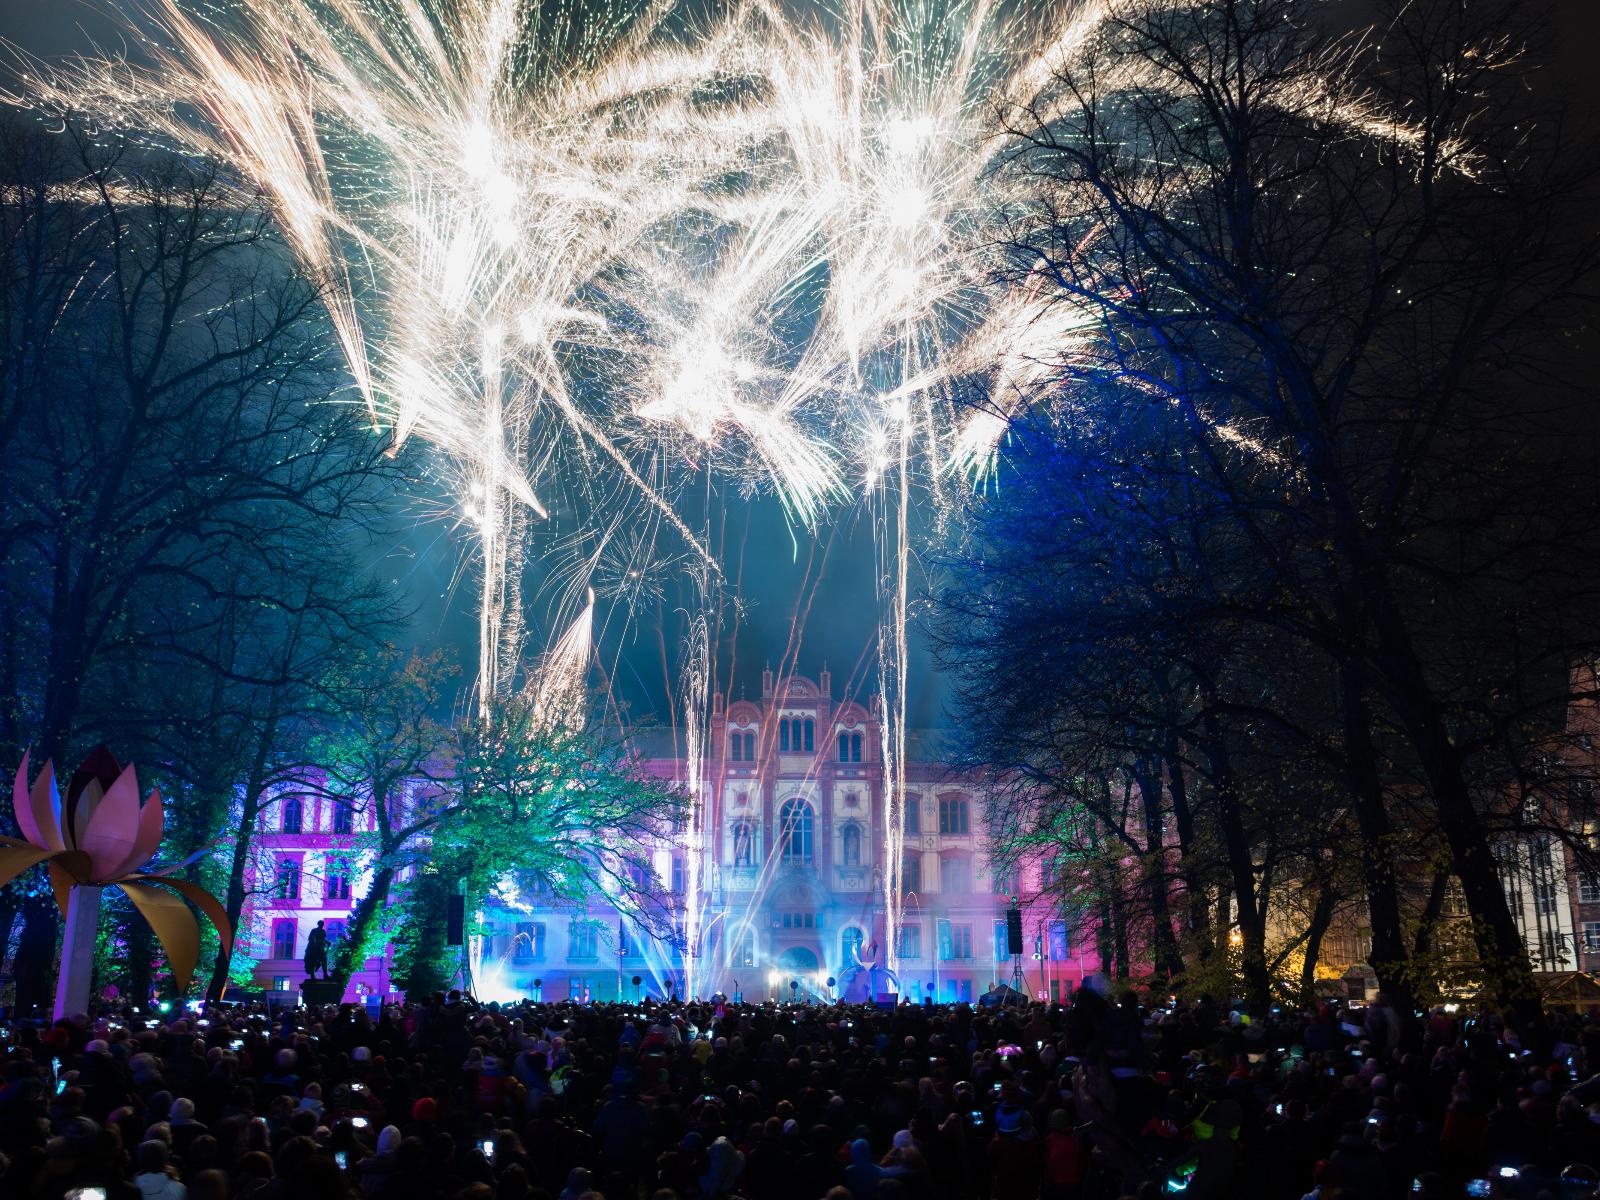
[4,988,1600,1200]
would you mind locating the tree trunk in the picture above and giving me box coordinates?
[1340,664,1416,1023]
[1202,714,1272,1013]
[1133,762,1184,981]
[126,910,154,1007]
[1096,871,1114,976]
[14,897,59,1015]
[328,863,395,989]
[206,758,270,999]
[1412,864,1453,959]
[1373,609,1543,1031]
[1165,731,1210,957]
[1298,873,1338,1006]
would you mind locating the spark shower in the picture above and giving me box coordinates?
[8,0,1417,995]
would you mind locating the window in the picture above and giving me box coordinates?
[569,921,599,960]
[734,930,755,968]
[991,865,1019,897]
[779,799,814,864]
[939,922,973,960]
[841,926,865,966]
[1585,922,1600,953]
[895,923,921,960]
[780,717,814,753]
[324,858,351,901]
[281,797,303,835]
[942,853,970,894]
[781,912,815,929]
[994,919,1010,961]
[627,859,652,891]
[271,919,296,960]
[901,851,922,893]
[1534,880,1559,916]
[838,731,852,762]
[1582,873,1600,905]
[332,804,354,835]
[1048,920,1070,960]
[325,920,346,946]
[838,732,862,762]
[1039,858,1061,893]
[732,821,756,867]
[275,858,301,900]
[671,856,687,895]
[514,922,545,961]
[903,799,921,835]
[273,976,291,992]
[842,824,862,868]
[745,732,757,760]
[939,795,970,835]
[1543,931,1567,966]
[729,727,756,761]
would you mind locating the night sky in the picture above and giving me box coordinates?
[2,0,1594,732]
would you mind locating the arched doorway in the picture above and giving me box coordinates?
[777,945,819,975]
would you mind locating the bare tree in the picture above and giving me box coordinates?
[973,0,1600,1024]
[0,119,410,1008]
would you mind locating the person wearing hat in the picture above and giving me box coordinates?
[699,1135,746,1199]
[987,1107,1045,1200]
[359,1125,404,1197]
[1041,1108,1085,1199]
[134,1138,186,1200]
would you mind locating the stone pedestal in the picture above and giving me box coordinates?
[54,886,102,1020]
[301,978,344,1007]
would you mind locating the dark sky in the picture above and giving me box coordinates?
[3,0,1594,729]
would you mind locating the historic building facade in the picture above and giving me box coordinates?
[242,668,1097,1004]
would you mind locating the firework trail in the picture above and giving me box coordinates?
[7,0,1454,994]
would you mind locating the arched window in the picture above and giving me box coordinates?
[803,718,815,752]
[780,721,791,752]
[728,727,744,761]
[732,821,755,867]
[941,851,971,894]
[838,729,863,763]
[779,799,813,865]
[332,804,354,835]
[903,798,921,835]
[850,733,862,762]
[842,823,862,867]
[838,730,850,761]
[938,795,970,835]
[901,851,922,892]
[281,797,303,835]
[841,926,865,966]
[743,732,756,760]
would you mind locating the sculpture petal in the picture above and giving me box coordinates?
[120,880,202,994]
[0,844,58,891]
[130,874,233,954]
[109,784,167,880]
[64,747,121,851]
[14,754,65,852]
[80,763,143,881]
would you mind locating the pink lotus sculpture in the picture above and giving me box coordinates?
[0,748,232,1015]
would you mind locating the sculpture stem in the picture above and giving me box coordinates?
[54,885,101,1020]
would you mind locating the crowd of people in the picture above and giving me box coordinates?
[2,984,1600,1200]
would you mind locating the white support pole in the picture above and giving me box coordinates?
[54,885,102,1020]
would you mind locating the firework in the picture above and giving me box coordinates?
[9,0,1444,993]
